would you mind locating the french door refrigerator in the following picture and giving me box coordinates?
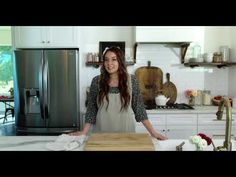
[13,49,80,134]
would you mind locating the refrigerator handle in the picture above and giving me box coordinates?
[44,59,50,119]
[47,59,50,118]
[39,53,45,119]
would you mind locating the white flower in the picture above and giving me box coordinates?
[189,135,202,144]
[198,139,207,149]
[189,134,210,151]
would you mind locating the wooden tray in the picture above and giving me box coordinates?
[162,73,177,104]
[135,66,163,105]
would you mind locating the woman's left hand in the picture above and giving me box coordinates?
[151,131,168,140]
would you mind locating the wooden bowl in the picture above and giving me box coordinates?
[212,98,232,106]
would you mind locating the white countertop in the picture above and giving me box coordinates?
[82,106,236,115]
[152,138,235,151]
[147,106,236,114]
[0,135,234,151]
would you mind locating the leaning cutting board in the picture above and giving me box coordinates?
[162,73,177,104]
[84,133,155,151]
[135,65,163,105]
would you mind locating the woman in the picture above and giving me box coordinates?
[71,46,167,140]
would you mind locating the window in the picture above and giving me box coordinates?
[0,26,13,97]
[0,46,13,96]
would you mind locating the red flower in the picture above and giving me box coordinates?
[198,133,206,139]
[197,133,212,145]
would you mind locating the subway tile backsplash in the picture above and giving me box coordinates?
[127,44,229,104]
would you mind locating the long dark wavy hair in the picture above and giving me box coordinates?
[98,46,130,111]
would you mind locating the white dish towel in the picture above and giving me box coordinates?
[46,134,87,151]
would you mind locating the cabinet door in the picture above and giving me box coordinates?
[135,114,166,133]
[198,113,236,138]
[13,26,78,48]
[166,126,198,139]
[166,114,197,125]
[14,26,46,48]
[135,123,148,133]
[198,127,226,138]
[148,114,166,125]
[47,27,77,47]
[135,123,165,133]
[166,114,198,139]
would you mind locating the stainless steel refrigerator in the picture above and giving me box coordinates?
[13,49,80,134]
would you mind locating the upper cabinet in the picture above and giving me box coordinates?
[13,26,78,48]
[135,26,204,43]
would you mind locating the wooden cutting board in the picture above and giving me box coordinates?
[135,66,163,105]
[84,133,155,151]
[162,73,177,104]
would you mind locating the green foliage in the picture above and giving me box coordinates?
[0,46,13,84]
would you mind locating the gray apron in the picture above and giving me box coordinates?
[95,75,135,132]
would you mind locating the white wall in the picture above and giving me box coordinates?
[78,26,232,112]
[203,27,231,97]
[228,27,236,98]
[204,26,236,98]
[204,26,231,53]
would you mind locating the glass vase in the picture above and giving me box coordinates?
[196,146,202,151]
[188,96,195,106]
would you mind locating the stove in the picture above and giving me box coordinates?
[144,103,194,110]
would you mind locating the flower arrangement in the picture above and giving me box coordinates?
[189,133,213,151]
[185,89,197,98]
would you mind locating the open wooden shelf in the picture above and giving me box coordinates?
[86,61,135,68]
[86,42,191,68]
[184,62,236,68]
[134,42,190,64]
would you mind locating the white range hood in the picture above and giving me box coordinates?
[135,26,205,43]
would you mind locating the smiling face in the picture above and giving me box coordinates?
[98,47,130,110]
[104,51,119,75]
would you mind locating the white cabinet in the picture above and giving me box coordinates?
[13,27,44,48]
[13,26,78,48]
[135,26,204,43]
[198,113,236,138]
[136,114,198,139]
[135,114,165,133]
[166,114,198,139]
[82,111,236,139]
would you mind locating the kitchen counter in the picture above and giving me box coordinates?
[152,138,235,151]
[82,106,236,115]
[0,136,69,151]
[0,135,234,151]
[147,106,236,114]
